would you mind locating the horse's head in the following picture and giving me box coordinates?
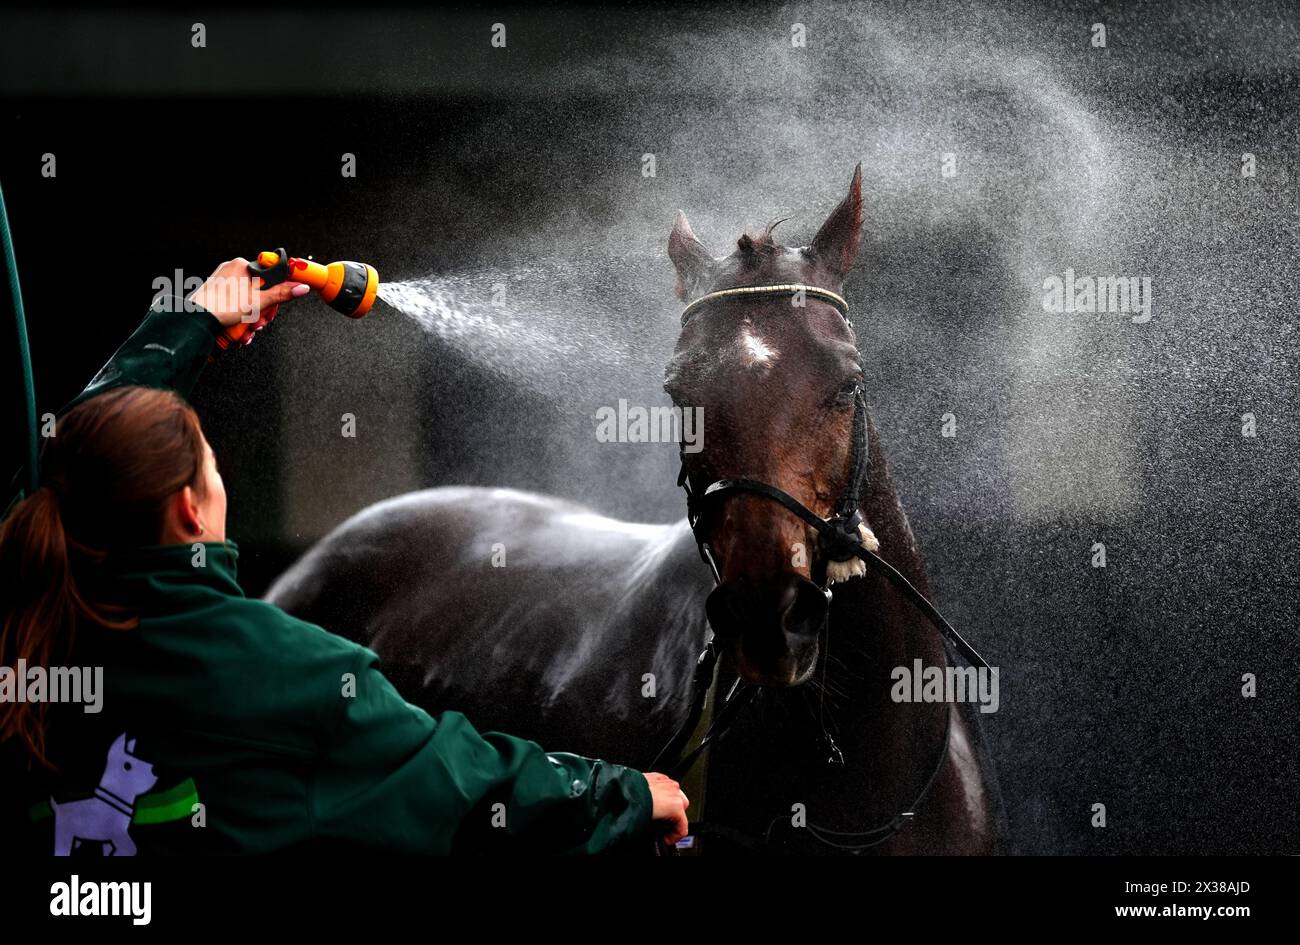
[664,166,867,687]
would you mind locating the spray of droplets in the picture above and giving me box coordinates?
[374,258,669,402]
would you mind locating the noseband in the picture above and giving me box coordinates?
[652,283,991,853]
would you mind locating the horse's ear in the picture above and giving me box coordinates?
[668,210,716,301]
[809,163,863,280]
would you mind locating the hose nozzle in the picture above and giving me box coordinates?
[252,249,379,318]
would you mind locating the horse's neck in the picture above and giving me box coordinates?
[859,413,931,594]
[819,417,950,798]
[846,412,946,661]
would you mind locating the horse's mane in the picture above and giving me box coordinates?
[735,218,790,258]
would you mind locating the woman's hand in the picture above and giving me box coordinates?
[187,258,310,343]
[644,772,690,846]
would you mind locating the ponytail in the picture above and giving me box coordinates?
[0,487,126,768]
[0,386,205,769]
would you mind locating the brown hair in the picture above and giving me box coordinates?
[0,386,208,768]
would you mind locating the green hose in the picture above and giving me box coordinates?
[0,179,39,496]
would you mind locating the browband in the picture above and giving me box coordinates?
[680,284,851,326]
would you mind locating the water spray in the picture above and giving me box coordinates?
[216,248,379,349]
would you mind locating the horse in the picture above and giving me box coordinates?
[265,166,1001,853]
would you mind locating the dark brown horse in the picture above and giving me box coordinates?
[663,166,999,852]
[265,167,1001,853]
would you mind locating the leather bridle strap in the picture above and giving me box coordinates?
[771,701,954,852]
[657,678,757,782]
[680,283,851,326]
[697,475,991,672]
[650,641,721,776]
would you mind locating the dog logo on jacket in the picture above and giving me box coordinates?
[50,733,157,856]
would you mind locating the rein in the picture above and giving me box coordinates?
[651,282,989,854]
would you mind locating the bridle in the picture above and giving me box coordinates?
[651,282,991,853]
[678,284,869,589]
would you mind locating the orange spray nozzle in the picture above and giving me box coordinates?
[253,249,379,319]
[213,248,380,353]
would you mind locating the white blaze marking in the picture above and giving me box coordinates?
[740,329,777,366]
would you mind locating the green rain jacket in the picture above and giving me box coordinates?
[0,299,653,855]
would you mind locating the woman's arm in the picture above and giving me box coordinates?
[68,258,305,414]
[4,259,303,515]
[310,648,668,855]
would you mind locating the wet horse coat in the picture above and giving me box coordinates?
[266,487,713,767]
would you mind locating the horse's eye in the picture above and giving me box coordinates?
[833,377,861,406]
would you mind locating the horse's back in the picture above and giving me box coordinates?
[265,486,710,765]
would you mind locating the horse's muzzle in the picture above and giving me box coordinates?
[705,574,829,686]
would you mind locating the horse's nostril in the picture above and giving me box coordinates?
[706,577,827,643]
[776,579,800,613]
[781,580,829,639]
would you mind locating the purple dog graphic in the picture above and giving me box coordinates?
[50,733,157,856]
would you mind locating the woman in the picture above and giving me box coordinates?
[0,259,689,855]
